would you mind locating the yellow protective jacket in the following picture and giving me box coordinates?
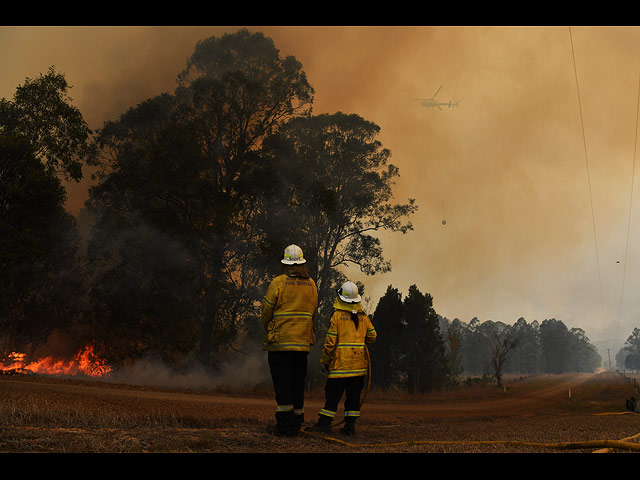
[320,297,377,378]
[261,266,318,352]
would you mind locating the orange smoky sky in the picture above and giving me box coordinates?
[3,25,640,352]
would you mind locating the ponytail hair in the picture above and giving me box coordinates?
[350,310,360,330]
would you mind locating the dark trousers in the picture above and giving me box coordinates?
[321,375,364,418]
[268,351,308,434]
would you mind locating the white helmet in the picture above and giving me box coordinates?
[338,281,361,303]
[281,244,306,264]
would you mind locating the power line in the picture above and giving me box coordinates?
[568,26,606,327]
[616,73,640,336]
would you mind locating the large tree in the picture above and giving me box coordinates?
[0,67,88,357]
[86,30,314,367]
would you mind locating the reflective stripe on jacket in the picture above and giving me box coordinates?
[261,271,318,352]
[320,297,377,378]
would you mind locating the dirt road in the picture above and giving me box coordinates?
[1,371,639,453]
[356,373,595,418]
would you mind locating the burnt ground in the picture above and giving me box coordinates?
[1,371,639,456]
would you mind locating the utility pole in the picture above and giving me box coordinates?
[607,349,612,371]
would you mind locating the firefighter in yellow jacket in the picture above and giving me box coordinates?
[262,244,318,437]
[306,280,376,435]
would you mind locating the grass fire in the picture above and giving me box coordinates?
[0,343,112,378]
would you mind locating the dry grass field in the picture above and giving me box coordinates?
[1,370,639,455]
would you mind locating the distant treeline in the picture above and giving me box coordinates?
[615,328,640,371]
[367,285,605,393]
[0,30,633,394]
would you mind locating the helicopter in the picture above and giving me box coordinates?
[414,85,458,110]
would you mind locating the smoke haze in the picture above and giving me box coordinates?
[106,353,271,391]
[3,25,640,363]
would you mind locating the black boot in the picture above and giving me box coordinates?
[339,416,356,435]
[305,415,332,433]
[266,410,298,437]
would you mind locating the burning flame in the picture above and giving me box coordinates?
[0,343,112,377]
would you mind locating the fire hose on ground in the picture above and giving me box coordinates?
[301,347,640,452]
[312,431,640,452]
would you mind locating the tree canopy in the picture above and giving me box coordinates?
[262,112,417,314]
[0,66,91,182]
